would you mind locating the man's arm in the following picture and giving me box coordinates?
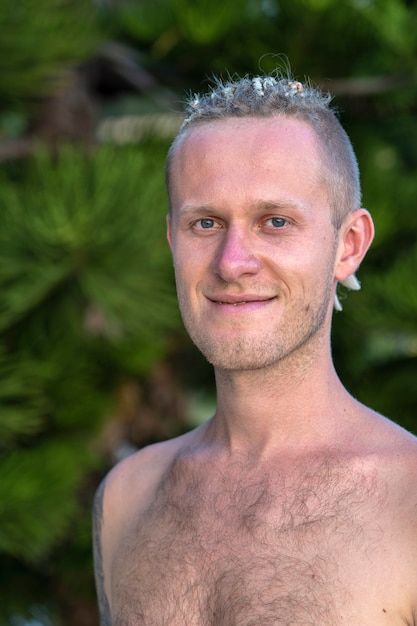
[93,478,112,626]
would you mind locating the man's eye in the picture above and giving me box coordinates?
[268,217,287,228]
[196,218,216,229]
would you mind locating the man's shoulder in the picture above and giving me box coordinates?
[375,413,417,460]
[102,427,201,516]
[342,411,417,616]
[352,408,417,505]
[369,414,417,522]
[375,418,417,613]
[366,411,417,471]
[95,427,204,581]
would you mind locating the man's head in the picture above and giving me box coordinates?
[165,72,374,371]
[166,72,361,231]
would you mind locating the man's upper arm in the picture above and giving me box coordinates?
[93,478,112,626]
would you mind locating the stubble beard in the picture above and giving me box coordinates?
[177,277,334,374]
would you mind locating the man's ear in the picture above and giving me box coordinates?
[334,209,375,282]
[166,213,173,250]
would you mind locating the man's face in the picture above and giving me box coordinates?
[167,116,341,372]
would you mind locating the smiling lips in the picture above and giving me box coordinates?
[209,296,276,306]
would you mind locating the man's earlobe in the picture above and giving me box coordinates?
[334,209,374,282]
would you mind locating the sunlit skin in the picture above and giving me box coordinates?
[167,117,374,447]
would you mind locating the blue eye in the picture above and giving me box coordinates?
[270,217,287,228]
[199,218,215,229]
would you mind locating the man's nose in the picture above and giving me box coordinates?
[212,226,261,282]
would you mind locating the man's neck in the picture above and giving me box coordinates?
[207,353,360,459]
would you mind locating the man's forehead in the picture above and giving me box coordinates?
[169,116,329,220]
[172,116,321,175]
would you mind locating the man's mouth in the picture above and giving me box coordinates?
[209,296,275,306]
[216,301,251,306]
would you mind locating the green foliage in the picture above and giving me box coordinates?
[0,347,46,446]
[0,142,179,569]
[358,0,417,58]
[0,144,177,343]
[173,0,243,44]
[110,0,242,46]
[113,0,176,43]
[0,0,99,113]
[0,439,95,563]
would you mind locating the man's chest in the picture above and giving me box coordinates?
[110,459,413,625]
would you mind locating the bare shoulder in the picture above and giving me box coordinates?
[362,409,417,478]
[92,425,205,624]
[96,425,203,550]
[385,420,417,505]
[100,439,176,518]
[349,404,417,521]
[373,416,417,618]
[373,411,417,470]
[341,409,417,622]
[92,442,171,625]
[366,411,417,529]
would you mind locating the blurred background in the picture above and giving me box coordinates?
[0,0,416,624]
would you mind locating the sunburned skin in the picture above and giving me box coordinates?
[94,431,417,626]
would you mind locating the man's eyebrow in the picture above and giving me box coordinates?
[252,199,309,213]
[177,199,309,216]
[177,205,218,217]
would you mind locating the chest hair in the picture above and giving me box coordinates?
[112,452,383,626]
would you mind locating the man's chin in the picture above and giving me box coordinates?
[196,340,281,373]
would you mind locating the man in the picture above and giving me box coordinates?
[93,73,417,625]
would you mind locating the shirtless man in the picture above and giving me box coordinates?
[93,73,417,625]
